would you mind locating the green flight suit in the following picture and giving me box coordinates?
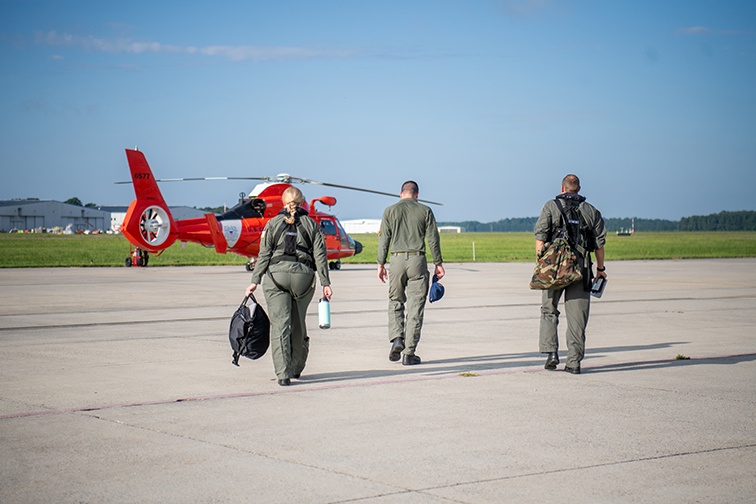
[534,195,606,368]
[250,210,331,380]
[377,198,443,356]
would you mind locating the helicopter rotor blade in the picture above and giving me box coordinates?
[300,179,443,206]
[114,172,444,206]
[114,176,272,185]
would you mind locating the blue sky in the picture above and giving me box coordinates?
[1,0,755,222]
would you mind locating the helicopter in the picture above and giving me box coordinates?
[117,149,441,271]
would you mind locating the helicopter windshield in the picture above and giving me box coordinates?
[336,220,355,246]
[218,198,266,221]
[320,219,337,236]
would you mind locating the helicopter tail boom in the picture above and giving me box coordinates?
[121,149,178,252]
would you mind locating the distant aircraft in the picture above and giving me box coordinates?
[617,217,635,236]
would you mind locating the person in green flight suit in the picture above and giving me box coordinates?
[245,186,332,386]
[377,180,445,365]
[534,174,606,374]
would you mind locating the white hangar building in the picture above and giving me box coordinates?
[0,201,208,233]
[340,219,382,234]
[0,200,109,232]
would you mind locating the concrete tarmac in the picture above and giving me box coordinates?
[1,259,755,503]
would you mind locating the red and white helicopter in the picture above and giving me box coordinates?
[118,149,440,270]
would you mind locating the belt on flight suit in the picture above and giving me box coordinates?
[390,251,424,258]
[270,254,315,271]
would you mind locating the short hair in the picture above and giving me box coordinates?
[401,180,419,196]
[562,174,581,193]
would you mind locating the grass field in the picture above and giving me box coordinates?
[1,232,755,268]
[345,231,756,263]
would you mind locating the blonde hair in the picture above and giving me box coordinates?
[282,186,305,224]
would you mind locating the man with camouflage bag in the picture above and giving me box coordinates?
[534,174,607,374]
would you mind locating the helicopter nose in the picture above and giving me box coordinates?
[354,240,363,255]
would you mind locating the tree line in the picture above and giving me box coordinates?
[678,211,756,231]
[439,211,756,232]
[51,197,756,231]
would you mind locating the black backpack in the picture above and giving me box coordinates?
[270,216,315,269]
[554,197,595,290]
[228,294,270,366]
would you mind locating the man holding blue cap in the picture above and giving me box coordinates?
[377,181,445,365]
[429,274,444,303]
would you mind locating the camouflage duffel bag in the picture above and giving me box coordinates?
[529,237,583,290]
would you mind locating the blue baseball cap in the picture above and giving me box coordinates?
[429,274,445,303]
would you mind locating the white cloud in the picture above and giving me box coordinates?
[35,31,357,61]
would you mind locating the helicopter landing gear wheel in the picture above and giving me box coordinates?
[329,260,341,271]
[245,259,256,272]
[126,248,149,267]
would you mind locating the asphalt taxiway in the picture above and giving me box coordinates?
[1,259,755,503]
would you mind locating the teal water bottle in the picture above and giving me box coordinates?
[318,297,331,329]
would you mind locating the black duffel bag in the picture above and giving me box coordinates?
[229,294,270,366]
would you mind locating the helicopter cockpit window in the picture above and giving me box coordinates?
[336,220,352,246]
[320,219,337,236]
[336,220,348,237]
[218,198,266,221]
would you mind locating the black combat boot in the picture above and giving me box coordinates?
[544,352,559,370]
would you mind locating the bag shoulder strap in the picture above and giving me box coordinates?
[553,199,570,236]
[554,198,587,256]
[297,218,314,254]
[271,219,292,251]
